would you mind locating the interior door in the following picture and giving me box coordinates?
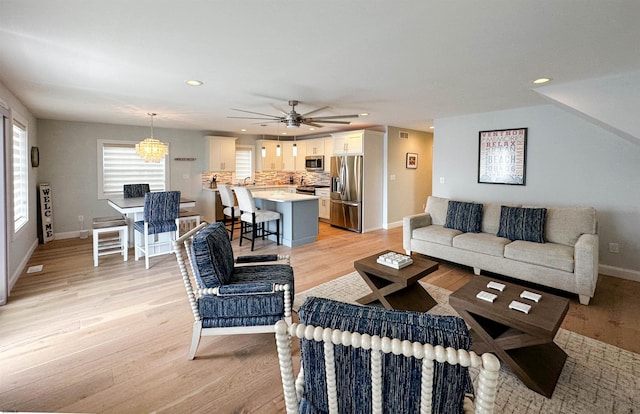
[1,105,9,305]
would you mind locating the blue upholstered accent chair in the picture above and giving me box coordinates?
[134,190,180,269]
[173,222,294,360]
[123,183,150,198]
[275,297,500,414]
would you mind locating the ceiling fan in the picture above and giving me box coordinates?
[229,100,359,128]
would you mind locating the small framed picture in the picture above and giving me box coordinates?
[406,152,418,169]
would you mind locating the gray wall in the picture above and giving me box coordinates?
[432,104,640,278]
[37,120,209,237]
[385,126,433,227]
[1,80,39,296]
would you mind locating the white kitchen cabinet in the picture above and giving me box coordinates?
[316,188,330,220]
[207,136,237,171]
[281,142,298,171]
[305,138,325,156]
[323,137,333,172]
[256,140,283,171]
[332,131,363,155]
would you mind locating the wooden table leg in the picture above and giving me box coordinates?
[356,270,436,312]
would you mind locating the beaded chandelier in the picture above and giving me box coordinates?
[135,113,168,163]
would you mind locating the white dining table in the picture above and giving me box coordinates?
[107,196,196,247]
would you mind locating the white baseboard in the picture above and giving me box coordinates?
[599,264,640,283]
[383,220,403,230]
[55,231,86,240]
[9,237,39,293]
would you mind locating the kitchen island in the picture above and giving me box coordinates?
[250,190,319,247]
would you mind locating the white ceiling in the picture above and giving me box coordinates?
[1,0,640,137]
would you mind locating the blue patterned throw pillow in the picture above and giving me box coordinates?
[497,206,547,243]
[444,201,483,233]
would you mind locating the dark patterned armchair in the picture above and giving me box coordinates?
[173,222,293,360]
[276,297,500,414]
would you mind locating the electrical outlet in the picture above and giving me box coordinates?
[439,177,445,184]
[78,215,84,222]
[608,243,619,254]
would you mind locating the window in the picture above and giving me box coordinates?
[98,140,168,198]
[235,146,253,180]
[13,120,28,233]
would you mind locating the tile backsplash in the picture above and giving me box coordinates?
[202,171,330,189]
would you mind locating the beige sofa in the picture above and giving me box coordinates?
[403,196,599,305]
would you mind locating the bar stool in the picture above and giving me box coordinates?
[234,186,280,251]
[92,218,128,267]
[177,209,201,237]
[217,184,241,240]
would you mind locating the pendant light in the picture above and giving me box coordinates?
[292,136,297,157]
[261,124,266,157]
[135,113,168,163]
[276,136,281,157]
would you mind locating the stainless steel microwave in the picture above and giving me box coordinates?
[305,155,324,171]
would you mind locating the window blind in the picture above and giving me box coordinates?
[235,147,253,180]
[13,122,28,232]
[101,142,166,196]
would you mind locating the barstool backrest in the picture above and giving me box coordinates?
[218,184,236,208]
[234,186,257,214]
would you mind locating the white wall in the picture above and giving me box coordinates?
[432,104,640,278]
[37,120,209,237]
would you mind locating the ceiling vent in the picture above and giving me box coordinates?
[399,131,409,139]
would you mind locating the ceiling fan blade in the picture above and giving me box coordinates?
[301,106,331,117]
[271,104,289,115]
[230,108,281,118]
[227,116,281,120]
[308,114,360,120]
[302,121,324,128]
[310,120,353,125]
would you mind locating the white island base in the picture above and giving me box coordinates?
[251,190,319,247]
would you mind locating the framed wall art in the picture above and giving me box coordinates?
[406,152,418,169]
[477,128,527,185]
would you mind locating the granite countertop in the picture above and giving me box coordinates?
[251,190,318,202]
[202,184,296,192]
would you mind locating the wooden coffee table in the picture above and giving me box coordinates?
[353,251,439,312]
[449,275,570,398]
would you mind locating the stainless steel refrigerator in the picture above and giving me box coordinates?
[330,155,363,232]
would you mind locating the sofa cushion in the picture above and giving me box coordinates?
[525,206,597,246]
[297,296,472,414]
[497,206,547,243]
[504,240,574,272]
[453,232,512,257]
[412,225,461,246]
[425,196,450,226]
[191,222,235,288]
[444,200,483,233]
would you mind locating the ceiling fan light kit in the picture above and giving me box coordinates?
[230,99,359,129]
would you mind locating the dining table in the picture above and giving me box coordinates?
[107,196,196,248]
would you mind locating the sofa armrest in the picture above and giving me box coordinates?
[403,213,432,254]
[574,233,599,301]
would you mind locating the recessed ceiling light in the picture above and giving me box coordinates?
[309,127,316,131]
[241,128,247,132]
[185,80,203,86]
[281,132,287,135]
[532,77,551,84]
[360,113,369,117]
[429,126,434,129]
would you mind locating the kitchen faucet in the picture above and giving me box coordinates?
[300,176,305,186]
[243,176,251,185]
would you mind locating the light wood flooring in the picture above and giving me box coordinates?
[1,223,639,413]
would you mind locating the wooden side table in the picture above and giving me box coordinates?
[353,251,439,312]
[449,275,570,398]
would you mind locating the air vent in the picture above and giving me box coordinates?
[399,131,409,139]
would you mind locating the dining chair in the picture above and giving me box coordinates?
[233,186,281,251]
[124,183,150,198]
[133,190,180,269]
[217,184,241,240]
[276,297,501,414]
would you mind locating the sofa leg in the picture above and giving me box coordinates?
[578,295,591,305]
[473,267,481,276]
